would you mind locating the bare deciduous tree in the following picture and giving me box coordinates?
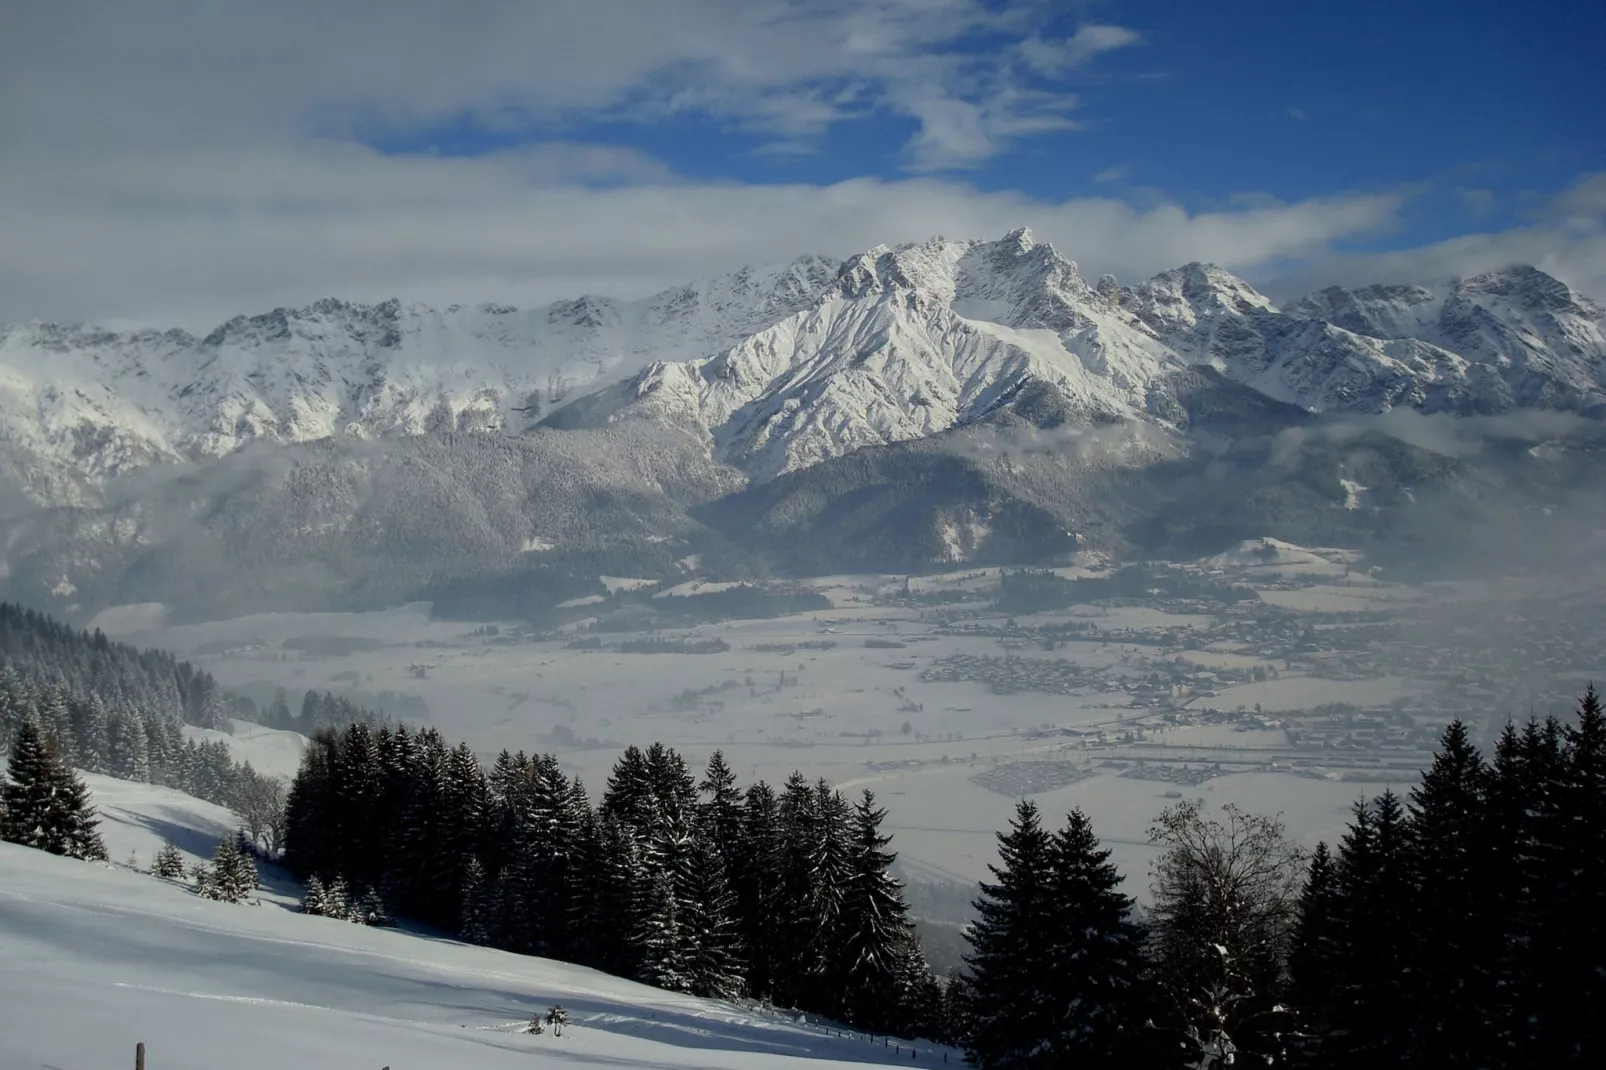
[1147,800,1305,1068]
[233,765,287,856]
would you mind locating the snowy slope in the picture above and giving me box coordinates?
[79,770,245,872]
[1,777,953,1070]
[182,720,310,782]
[0,845,949,1070]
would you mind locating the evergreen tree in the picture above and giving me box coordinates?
[635,870,693,993]
[354,884,392,926]
[964,799,1060,1069]
[682,833,747,1001]
[0,719,108,861]
[153,840,186,879]
[459,856,493,945]
[698,750,745,862]
[325,875,353,920]
[1557,684,1606,1066]
[771,772,822,1007]
[835,790,920,1032]
[1406,720,1490,1066]
[1041,808,1147,1067]
[1288,840,1337,1064]
[301,874,332,916]
[736,781,786,1000]
[590,814,647,976]
[201,832,257,903]
[1326,791,1413,1067]
[802,778,854,1010]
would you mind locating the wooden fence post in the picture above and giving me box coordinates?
[135,1042,145,1070]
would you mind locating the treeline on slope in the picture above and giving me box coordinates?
[954,688,1606,1069]
[0,602,382,835]
[0,601,240,730]
[284,730,944,1039]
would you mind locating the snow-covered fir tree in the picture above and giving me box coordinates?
[152,840,186,879]
[681,833,746,1001]
[834,790,920,1032]
[301,874,333,916]
[0,719,108,861]
[458,857,493,944]
[200,832,257,903]
[1040,808,1148,1067]
[963,799,1061,1070]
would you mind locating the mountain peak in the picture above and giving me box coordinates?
[1002,226,1036,252]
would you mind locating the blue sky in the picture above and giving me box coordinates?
[359,1,1605,250]
[3,0,1603,325]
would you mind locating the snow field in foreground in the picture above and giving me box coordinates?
[0,834,955,1070]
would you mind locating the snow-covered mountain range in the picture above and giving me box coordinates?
[2,229,1602,497]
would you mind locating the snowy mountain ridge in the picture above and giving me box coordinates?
[2,229,1602,495]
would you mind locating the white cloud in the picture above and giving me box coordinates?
[1020,25,1144,74]
[0,2,1597,329]
[1264,172,1606,303]
[0,1,1122,176]
[1094,166,1130,183]
[1286,107,1309,121]
[0,132,1412,327]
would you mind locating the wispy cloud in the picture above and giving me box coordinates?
[1019,24,1144,75]
[0,1,1144,180]
[1265,172,1606,302]
[1094,166,1130,183]
[1286,107,1309,121]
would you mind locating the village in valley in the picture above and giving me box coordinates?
[103,536,1602,904]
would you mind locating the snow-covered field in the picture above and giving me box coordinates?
[93,561,1432,896]
[1,778,956,1070]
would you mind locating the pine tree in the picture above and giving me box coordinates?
[1041,808,1147,1067]
[1406,719,1490,1065]
[735,781,786,1001]
[802,779,854,1011]
[459,856,493,944]
[699,750,745,862]
[0,719,108,860]
[354,884,392,926]
[1556,684,1606,1066]
[835,790,920,1032]
[1,720,58,850]
[1326,791,1413,1067]
[964,799,1059,1069]
[682,833,747,1001]
[1288,840,1337,1064]
[201,832,257,903]
[301,874,332,916]
[153,840,186,879]
[771,772,822,1008]
[590,814,647,976]
[635,870,693,993]
[325,875,353,920]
